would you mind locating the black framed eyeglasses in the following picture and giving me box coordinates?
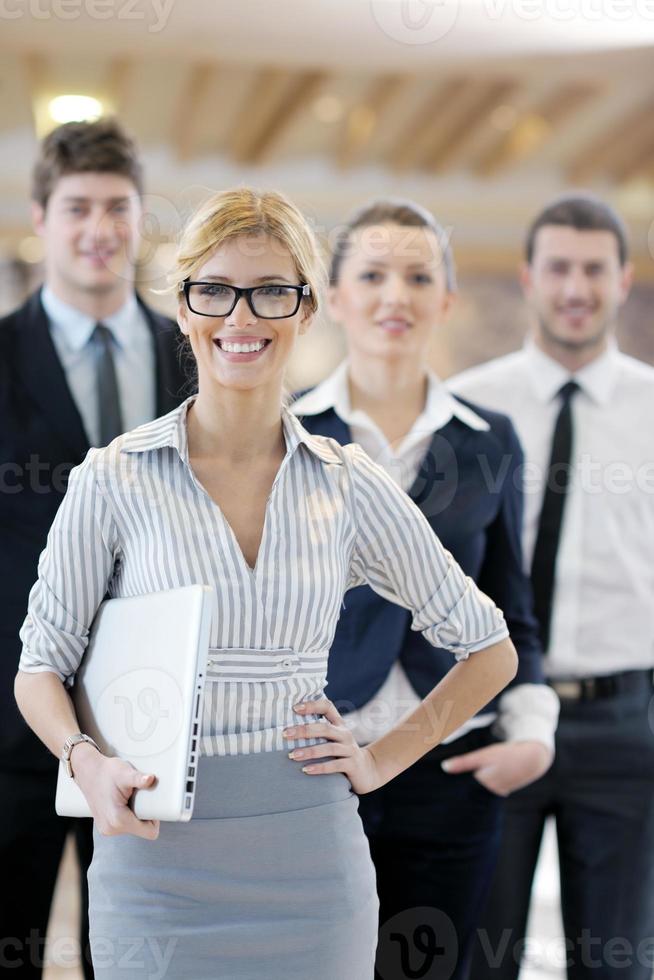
[181,281,311,319]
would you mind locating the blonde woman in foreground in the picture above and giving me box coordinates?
[15,187,517,979]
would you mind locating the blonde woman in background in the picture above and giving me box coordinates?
[15,188,517,979]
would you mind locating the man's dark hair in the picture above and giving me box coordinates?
[525,193,629,267]
[31,118,144,208]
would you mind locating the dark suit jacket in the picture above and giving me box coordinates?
[0,290,187,767]
[298,399,545,715]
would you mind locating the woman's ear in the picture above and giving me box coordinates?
[298,305,314,336]
[440,290,456,323]
[177,301,190,336]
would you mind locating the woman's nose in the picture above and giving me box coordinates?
[226,296,257,327]
[380,275,410,305]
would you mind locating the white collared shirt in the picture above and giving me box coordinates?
[293,362,559,749]
[19,397,508,757]
[449,340,654,678]
[42,285,156,446]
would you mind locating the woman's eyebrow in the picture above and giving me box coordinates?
[194,274,294,284]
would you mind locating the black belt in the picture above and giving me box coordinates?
[548,668,654,702]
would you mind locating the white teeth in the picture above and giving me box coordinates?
[218,339,267,354]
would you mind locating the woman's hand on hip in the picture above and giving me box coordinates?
[284,698,382,794]
[71,741,160,840]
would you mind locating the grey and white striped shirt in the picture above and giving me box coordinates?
[19,397,509,757]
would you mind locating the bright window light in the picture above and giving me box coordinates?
[48,95,104,125]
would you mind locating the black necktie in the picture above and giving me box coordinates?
[531,380,579,652]
[93,322,124,446]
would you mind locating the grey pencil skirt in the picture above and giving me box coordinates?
[87,750,379,980]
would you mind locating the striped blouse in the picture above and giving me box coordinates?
[18,397,509,757]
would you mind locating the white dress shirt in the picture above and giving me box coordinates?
[19,397,509,757]
[449,340,654,679]
[293,362,559,749]
[42,285,156,446]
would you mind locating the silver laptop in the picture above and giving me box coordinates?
[55,585,213,822]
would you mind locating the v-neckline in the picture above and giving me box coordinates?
[187,442,291,578]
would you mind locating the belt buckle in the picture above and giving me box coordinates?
[551,679,582,701]
[581,677,597,701]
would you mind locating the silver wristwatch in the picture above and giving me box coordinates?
[62,733,100,778]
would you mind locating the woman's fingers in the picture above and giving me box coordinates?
[283,720,349,742]
[99,808,160,840]
[293,698,342,725]
[300,758,351,775]
[288,742,352,761]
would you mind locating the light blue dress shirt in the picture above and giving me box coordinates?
[42,285,156,447]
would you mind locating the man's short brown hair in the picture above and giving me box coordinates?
[31,118,144,208]
[525,193,629,267]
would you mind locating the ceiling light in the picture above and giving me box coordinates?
[17,236,45,264]
[313,95,344,125]
[48,95,104,125]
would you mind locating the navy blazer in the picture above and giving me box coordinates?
[0,290,187,763]
[298,398,544,715]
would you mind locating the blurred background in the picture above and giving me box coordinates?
[1,1,653,976]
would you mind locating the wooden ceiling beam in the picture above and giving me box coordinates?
[568,98,654,182]
[474,83,598,177]
[610,128,654,183]
[385,77,468,172]
[22,51,50,136]
[423,79,518,172]
[230,68,326,165]
[336,73,409,170]
[104,56,133,117]
[172,62,217,162]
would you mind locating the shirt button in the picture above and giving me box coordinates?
[281,658,293,669]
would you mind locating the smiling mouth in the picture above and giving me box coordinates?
[377,319,412,332]
[213,338,272,354]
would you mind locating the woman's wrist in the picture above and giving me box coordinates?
[69,739,102,780]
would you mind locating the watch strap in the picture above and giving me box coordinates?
[62,733,100,778]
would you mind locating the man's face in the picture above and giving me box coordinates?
[522,225,632,356]
[32,171,142,301]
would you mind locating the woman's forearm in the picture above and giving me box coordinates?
[366,637,518,786]
[14,669,83,760]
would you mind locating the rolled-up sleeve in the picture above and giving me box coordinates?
[346,444,509,660]
[18,449,118,686]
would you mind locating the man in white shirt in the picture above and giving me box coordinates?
[0,119,184,978]
[449,194,654,980]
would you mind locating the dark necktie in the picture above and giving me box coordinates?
[93,322,124,446]
[531,380,580,652]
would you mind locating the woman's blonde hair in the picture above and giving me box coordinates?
[173,186,324,316]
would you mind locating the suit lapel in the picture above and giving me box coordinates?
[407,416,469,526]
[15,292,90,459]
[138,298,184,415]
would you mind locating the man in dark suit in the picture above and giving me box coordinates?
[0,119,185,978]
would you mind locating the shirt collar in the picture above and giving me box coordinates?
[523,337,620,406]
[291,359,489,433]
[121,396,343,466]
[42,284,140,352]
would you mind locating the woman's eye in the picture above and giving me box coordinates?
[411,273,433,285]
[200,284,230,296]
[359,271,382,283]
[258,286,289,297]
